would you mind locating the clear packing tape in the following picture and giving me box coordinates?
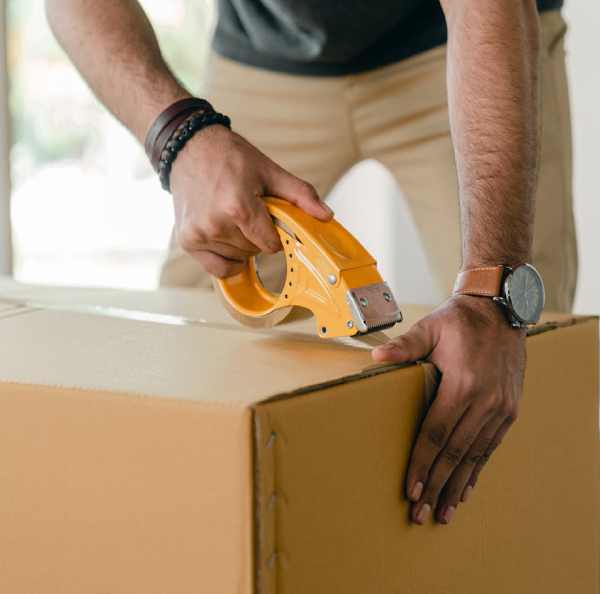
[0,296,388,350]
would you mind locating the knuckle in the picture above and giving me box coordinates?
[464,451,484,466]
[300,180,319,199]
[178,226,201,252]
[203,219,223,240]
[479,449,493,464]
[236,206,252,224]
[503,402,518,421]
[412,319,430,337]
[488,437,503,455]
[392,335,410,353]
[209,261,235,279]
[223,197,251,222]
[500,401,513,418]
[245,219,279,251]
[208,266,227,279]
[465,439,493,466]
[493,392,507,409]
[460,369,480,394]
[477,435,495,453]
[264,238,282,253]
[425,422,448,450]
[442,444,464,467]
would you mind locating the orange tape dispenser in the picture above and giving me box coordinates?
[215,197,403,339]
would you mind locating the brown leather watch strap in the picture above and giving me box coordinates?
[144,97,213,164]
[453,266,506,297]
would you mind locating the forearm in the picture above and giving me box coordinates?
[440,0,541,269]
[46,0,191,143]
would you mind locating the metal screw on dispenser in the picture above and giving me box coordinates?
[347,320,354,328]
[383,292,392,302]
[327,274,337,285]
[359,297,369,308]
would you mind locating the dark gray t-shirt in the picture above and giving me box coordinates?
[213,0,563,76]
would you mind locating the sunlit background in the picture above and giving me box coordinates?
[7,0,212,288]
[4,1,599,311]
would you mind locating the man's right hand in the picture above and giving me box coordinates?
[170,124,333,278]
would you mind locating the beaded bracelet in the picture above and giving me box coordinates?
[157,110,232,192]
[144,97,213,164]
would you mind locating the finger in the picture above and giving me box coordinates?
[463,415,515,496]
[436,412,506,519]
[410,400,494,525]
[219,194,281,254]
[265,166,334,221]
[235,195,282,254]
[371,320,436,364]
[178,219,260,256]
[192,250,246,279]
[404,376,469,524]
[438,415,505,523]
[216,226,263,255]
[202,240,258,262]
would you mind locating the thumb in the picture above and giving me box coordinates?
[372,321,435,364]
[265,165,334,221]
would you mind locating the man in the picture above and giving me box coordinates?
[46,0,576,526]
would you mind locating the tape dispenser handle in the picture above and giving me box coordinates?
[214,198,303,322]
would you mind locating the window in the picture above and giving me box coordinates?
[8,0,214,288]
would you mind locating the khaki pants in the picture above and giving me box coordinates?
[160,11,577,312]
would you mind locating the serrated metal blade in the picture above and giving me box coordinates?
[334,331,391,350]
[346,282,403,334]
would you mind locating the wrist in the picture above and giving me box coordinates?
[144,97,215,168]
[157,111,232,192]
[450,294,527,338]
[137,90,194,144]
[143,97,232,192]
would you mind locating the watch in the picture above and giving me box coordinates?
[453,264,545,328]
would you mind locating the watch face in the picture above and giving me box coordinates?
[505,264,545,324]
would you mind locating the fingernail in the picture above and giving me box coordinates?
[322,202,334,216]
[462,485,473,503]
[373,344,399,356]
[409,481,423,502]
[376,342,397,350]
[441,505,456,524]
[416,503,431,525]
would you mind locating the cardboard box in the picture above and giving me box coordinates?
[0,282,598,594]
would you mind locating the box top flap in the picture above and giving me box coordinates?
[0,280,594,405]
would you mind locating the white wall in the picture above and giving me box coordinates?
[330,4,600,313]
[564,3,600,313]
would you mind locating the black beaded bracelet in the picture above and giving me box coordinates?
[158,110,232,192]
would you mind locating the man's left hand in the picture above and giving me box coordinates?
[372,295,526,525]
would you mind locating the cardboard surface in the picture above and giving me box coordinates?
[0,384,253,594]
[256,320,599,594]
[0,306,386,403]
[0,280,597,594]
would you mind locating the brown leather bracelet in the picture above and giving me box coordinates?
[151,111,200,172]
[144,97,214,167]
